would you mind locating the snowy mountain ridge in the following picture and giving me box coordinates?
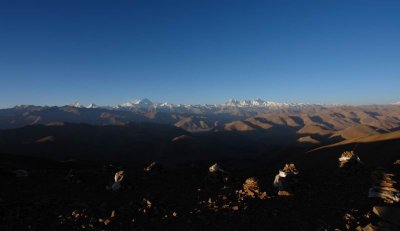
[112,98,309,110]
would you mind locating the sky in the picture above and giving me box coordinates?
[0,0,399,108]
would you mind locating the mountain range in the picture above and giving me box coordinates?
[1,99,400,231]
[2,99,400,133]
[1,99,400,162]
[65,98,311,110]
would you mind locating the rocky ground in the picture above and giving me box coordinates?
[0,154,399,231]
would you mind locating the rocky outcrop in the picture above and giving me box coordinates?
[369,168,399,204]
[338,151,363,170]
[273,163,299,196]
[237,177,267,200]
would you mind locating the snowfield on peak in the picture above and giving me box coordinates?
[222,98,308,108]
[86,103,97,109]
[69,102,83,108]
[112,98,310,111]
[69,102,98,109]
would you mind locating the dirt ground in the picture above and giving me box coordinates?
[1,153,398,231]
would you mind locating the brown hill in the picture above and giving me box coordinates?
[296,124,333,136]
[314,130,400,151]
[249,114,303,127]
[223,121,256,132]
[330,124,386,140]
[296,130,400,172]
[1,105,400,133]
[297,136,320,144]
[174,117,215,132]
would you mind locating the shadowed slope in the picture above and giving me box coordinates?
[0,123,189,162]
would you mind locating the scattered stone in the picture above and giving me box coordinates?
[103,219,111,225]
[209,163,226,174]
[338,151,363,169]
[373,206,400,226]
[111,170,125,192]
[342,210,370,230]
[238,177,267,199]
[357,223,377,231]
[144,161,163,174]
[72,210,80,219]
[139,198,155,214]
[13,169,28,177]
[273,163,299,196]
[203,163,232,194]
[277,190,291,196]
[243,177,260,197]
[369,168,399,204]
[143,198,152,209]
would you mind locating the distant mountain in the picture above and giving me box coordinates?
[223,98,307,108]
[64,98,312,111]
[1,101,400,162]
[86,103,97,109]
[69,102,82,108]
[69,102,98,109]
[1,100,400,136]
[117,98,154,109]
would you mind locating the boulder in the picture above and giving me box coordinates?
[339,151,363,169]
[209,163,226,174]
[111,170,125,192]
[239,177,267,199]
[144,162,163,174]
[369,168,399,204]
[273,163,299,196]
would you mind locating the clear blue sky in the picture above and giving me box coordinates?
[0,0,399,107]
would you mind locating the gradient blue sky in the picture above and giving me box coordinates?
[0,0,399,107]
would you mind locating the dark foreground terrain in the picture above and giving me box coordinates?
[1,137,399,231]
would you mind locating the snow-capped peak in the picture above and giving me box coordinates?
[118,98,154,108]
[70,102,82,108]
[223,99,303,108]
[225,98,239,106]
[132,98,153,106]
[69,98,310,110]
[86,103,97,109]
[251,98,264,106]
[159,102,173,108]
[119,102,134,107]
[392,101,400,105]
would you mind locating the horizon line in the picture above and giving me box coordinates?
[1,98,399,109]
